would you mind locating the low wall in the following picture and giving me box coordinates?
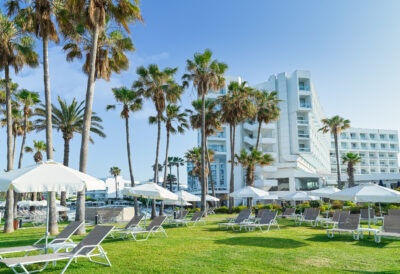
[85,207,135,223]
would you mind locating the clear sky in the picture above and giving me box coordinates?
[3,0,400,185]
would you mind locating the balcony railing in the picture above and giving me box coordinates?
[297,120,309,125]
[300,103,311,108]
[299,147,311,152]
[298,133,310,138]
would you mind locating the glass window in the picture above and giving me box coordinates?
[269,178,289,191]
[380,134,386,140]
[370,134,375,139]
[295,178,319,191]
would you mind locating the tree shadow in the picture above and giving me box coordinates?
[305,233,390,248]
[214,236,307,249]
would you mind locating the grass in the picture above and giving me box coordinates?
[0,215,399,273]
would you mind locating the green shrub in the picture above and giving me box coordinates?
[215,206,229,214]
[309,200,321,208]
[350,206,360,213]
[331,200,343,209]
[189,208,200,213]
[232,205,248,213]
[343,201,356,207]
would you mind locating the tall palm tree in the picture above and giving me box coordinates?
[185,147,214,193]
[25,140,47,211]
[342,153,361,188]
[106,86,142,215]
[187,99,222,196]
[253,90,281,150]
[218,81,256,211]
[167,174,177,191]
[154,104,188,215]
[233,149,274,207]
[319,115,350,189]
[133,64,183,218]
[15,89,40,168]
[60,0,142,235]
[109,166,121,199]
[0,12,39,233]
[1,107,24,164]
[171,157,185,191]
[182,49,227,214]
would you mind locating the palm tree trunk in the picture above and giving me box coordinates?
[160,130,170,216]
[60,137,70,217]
[205,138,215,197]
[334,132,342,189]
[12,134,17,165]
[229,125,236,212]
[152,114,162,219]
[18,112,28,169]
[348,163,354,188]
[77,18,101,235]
[200,94,207,215]
[255,120,262,151]
[4,65,14,233]
[177,164,180,191]
[125,116,139,216]
[13,192,19,222]
[4,189,14,233]
[115,176,118,199]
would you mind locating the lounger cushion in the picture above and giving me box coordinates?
[0,252,71,267]
[0,245,39,255]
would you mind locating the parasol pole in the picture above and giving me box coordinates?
[45,192,50,253]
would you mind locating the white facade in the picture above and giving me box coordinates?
[86,176,136,200]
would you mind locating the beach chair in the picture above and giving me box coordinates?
[327,214,360,239]
[0,221,84,259]
[242,211,279,232]
[253,209,269,220]
[207,206,217,215]
[109,216,144,239]
[322,210,350,228]
[0,225,113,274]
[375,215,400,243]
[360,208,376,223]
[174,211,206,227]
[388,209,400,216]
[278,208,296,219]
[170,210,189,226]
[295,208,320,226]
[122,216,168,241]
[218,209,252,231]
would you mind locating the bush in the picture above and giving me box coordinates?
[232,206,248,213]
[295,203,310,214]
[343,201,356,207]
[189,208,200,213]
[309,200,321,208]
[350,206,360,213]
[331,200,343,209]
[215,206,229,214]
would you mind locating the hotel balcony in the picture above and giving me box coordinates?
[298,133,310,139]
[243,122,276,131]
[299,147,311,152]
[297,119,309,125]
[255,166,278,173]
[244,136,276,146]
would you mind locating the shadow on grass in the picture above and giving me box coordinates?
[215,236,307,249]
[305,233,390,248]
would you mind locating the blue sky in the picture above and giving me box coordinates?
[3,0,400,184]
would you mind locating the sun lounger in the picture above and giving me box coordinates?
[0,225,114,274]
[120,216,168,241]
[174,211,206,227]
[109,216,144,239]
[388,209,400,216]
[207,206,217,215]
[242,211,279,232]
[375,215,400,243]
[360,208,376,224]
[0,221,83,259]
[218,209,252,231]
[278,208,296,219]
[169,210,189,226]
[327,214,360,239]
[295,208,320,226]
[322,210,350,228]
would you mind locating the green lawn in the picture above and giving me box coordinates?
[0,215,399,273]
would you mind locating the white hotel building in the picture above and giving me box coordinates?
[187,70,400,201]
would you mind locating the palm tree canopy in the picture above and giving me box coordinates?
[110,166,121,177]
[342,152,362,165]
[106,86,142,118]
[15,89,40,114]
[253,89,281,124]
[319,115,350,135]
[185,147,214,178]
[187,98,221,136]
[233,149,274,168]
[182,49,227,96]
[0,11,39,73]
[218,81,256,126]
[34,96,106,142]
[164,104,189,134]
[133,64,183,115]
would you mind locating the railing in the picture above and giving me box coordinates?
[298,133,310,138]
[299,148,311,152]
[297,120,309,125]
[300,104,311,108]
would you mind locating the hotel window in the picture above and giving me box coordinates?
[369,153,375,158]
[361,143,367,149]
[360,153,366,157]
[379,153,385,158]
[390,144,396,149]
[389,135,395,140]
[341,142,347,148]
[371,169,376,173]
[351,143,357,149]
[380,134,386,140]
[351,133,357,139]
[391,169,396,173]
[340,133,346,139]
[390,161,395,166]
[361,169,367,174]
[381,144,386,149]
[380,161,385,165]
[295,178,319,191]
[360,133,366,139]
[270,178,289,191]
[370,161,375,165]
[370,134,376,139]
[370,143,376,149]
[381,169,386,172]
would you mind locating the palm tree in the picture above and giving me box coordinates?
[1,107,24,164]
[15,89,40,168]
[171,157,185,191]
[25,140,47,211]
[35,97,105,206]
[133,64,183,218]
[109,167,121,199]
[233,149,274,207]
[167,174,177,191]
[342,153,361,188]
[319,115,350,189]
[106,87,142,215]
[218,81,256,211]
[182,49,227,214]
[187,99,222,196]
[253,90,281,150]
[155,105,188,215]
[185,147,214,194]
[60,0,142,235]
[0,12,39,233]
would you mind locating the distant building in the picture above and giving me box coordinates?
[86,176,138,200]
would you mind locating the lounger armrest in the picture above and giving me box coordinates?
[71,244,101,257]
[33,235,56,245]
